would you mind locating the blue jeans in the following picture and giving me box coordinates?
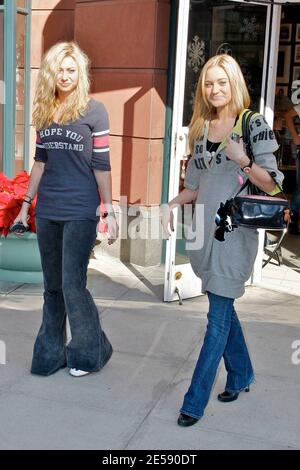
[180,292,254,420]
[31,218,113,376]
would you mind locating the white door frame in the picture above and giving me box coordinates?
[164,0,202,302]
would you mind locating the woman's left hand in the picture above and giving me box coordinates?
[106,214,119,245]
[225,137,249,167]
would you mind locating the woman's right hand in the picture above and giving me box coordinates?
[160,190,197,238]
[160,203,175,238]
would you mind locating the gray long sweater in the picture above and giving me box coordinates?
[184,110,284,299]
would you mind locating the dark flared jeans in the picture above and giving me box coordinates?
[31,218,113,376]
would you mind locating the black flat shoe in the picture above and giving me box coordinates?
[218,386,250,403]
[177,413,199,427]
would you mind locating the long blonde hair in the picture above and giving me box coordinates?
[32,41,90,130]
[188,54,250,151]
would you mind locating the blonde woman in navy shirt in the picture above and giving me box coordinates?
[14,42,118,377]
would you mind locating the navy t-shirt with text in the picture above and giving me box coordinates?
[34,98,110,221]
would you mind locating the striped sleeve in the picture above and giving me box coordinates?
[34,131,48,163]
[91,103,111,171]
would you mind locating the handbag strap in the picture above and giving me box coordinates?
[242,109,256,164]
[235,110,256,197]
[231,111,290,224]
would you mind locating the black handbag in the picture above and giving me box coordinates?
[230,194,289,229]
[215,110,290,241]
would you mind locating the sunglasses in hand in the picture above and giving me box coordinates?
[10,221,29,235]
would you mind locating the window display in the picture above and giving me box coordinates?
[275,6,300,179]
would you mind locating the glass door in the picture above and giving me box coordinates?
[164,0,274,302]
[2,0,31,177]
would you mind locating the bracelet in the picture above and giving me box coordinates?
[241,159,253,173]
[23,195,33,205]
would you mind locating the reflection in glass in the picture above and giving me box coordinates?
[15,12,26,173]
[175,205,194,265]
[0,11,3,171]
[183,0,267,126]
[175,158,194,265]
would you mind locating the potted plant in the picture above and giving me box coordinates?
[0,171,42,283]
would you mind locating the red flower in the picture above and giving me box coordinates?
[0,173,13,193]
[0,171,36,237]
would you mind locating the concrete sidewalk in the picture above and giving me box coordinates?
[0,255,299,450]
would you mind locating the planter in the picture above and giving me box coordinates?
[0,232,43,283]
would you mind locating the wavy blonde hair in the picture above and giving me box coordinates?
[33,42,90,130]
[189,54,250,151]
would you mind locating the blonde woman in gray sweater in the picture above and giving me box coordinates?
[162,54,284,426]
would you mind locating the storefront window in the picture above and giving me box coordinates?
[0,10,3,172]
[1,0,31,177]
[15,11,26,173]
[183,0,267,126]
